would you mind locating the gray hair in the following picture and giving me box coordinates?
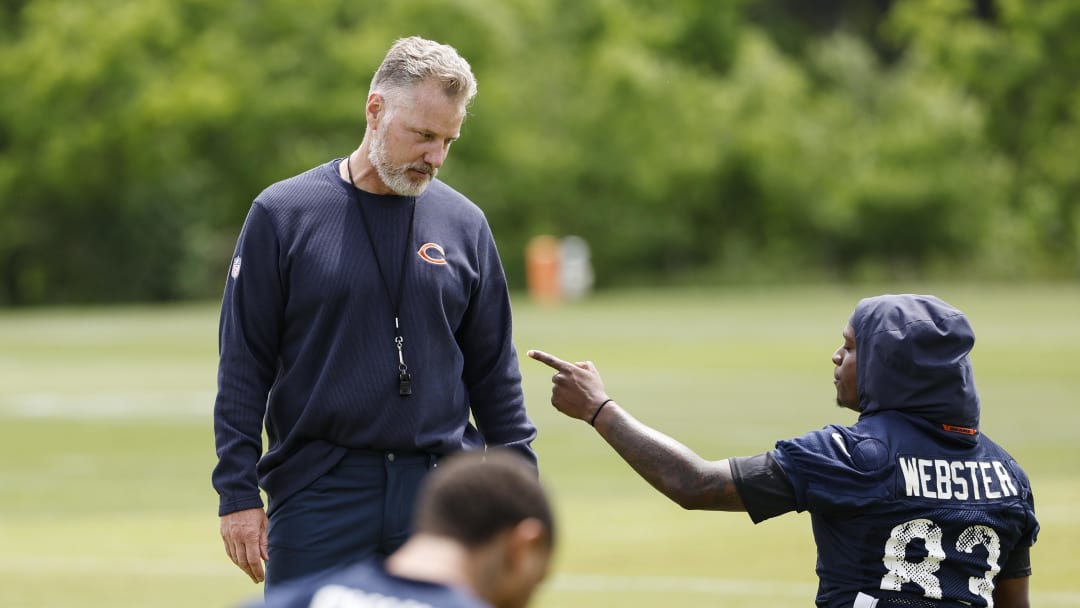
[370,36,477,108]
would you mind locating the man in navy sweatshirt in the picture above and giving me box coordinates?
[213,36,537,590]
[530,294,1038,608]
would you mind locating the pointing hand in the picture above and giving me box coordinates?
[528,349,610,423]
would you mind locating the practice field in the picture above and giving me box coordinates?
[1,284,1077,607]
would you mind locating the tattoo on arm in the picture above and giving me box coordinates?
[598,403,745,511]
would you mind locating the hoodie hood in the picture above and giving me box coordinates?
[852,294,980,441]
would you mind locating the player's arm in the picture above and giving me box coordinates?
[992,576,1029,608]
[528,349,744,511]
[992,543,1033,608]
[593,398,745,511]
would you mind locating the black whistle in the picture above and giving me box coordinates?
[398,372,412,396]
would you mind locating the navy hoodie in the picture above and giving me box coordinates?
[771,295,1039,608]
[212,160,537,517]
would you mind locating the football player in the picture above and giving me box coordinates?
[530,294,1037,608]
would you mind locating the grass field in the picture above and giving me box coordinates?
[1,284,1077,607]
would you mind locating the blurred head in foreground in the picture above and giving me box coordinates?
[255,449,554,608]
[407,449,555,608]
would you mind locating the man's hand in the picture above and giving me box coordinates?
[220,507,269,583]
[527,349,610,422]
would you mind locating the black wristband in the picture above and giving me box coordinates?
[590,398,613,426]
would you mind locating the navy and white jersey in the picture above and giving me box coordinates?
[248,558,490,608]
[732,295,1038,608]
[765,411,1036,608]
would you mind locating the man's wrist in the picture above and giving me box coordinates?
[590,398,613,426]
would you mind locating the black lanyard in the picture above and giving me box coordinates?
[346,159,416,396]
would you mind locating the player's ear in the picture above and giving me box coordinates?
[506,518,549,575]
[510,518,545,549]
[483,520,550,608]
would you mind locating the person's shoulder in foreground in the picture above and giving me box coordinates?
[244,448,555,608]
[246,559,489,608]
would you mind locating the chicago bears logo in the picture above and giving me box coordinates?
[417,242,447,265]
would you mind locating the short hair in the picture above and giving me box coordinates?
[370,36,478,107]
[414,449,555,548]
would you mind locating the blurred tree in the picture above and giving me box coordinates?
[887,0,1080,276]
[745,0,899,61]
[0,0,1075,305]
[0,0,382,304]
[466,1,1006,284]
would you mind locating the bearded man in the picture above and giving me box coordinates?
[213,36,536,591]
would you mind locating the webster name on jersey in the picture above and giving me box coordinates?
[897,457,1019,501]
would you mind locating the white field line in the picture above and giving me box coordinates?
[554,574,815,596]
[555,575,1080,604]
[0,557,1077,604]
[0,391,214,420]
[0,556,230,578]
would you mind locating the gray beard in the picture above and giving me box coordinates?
[368,132,434,197]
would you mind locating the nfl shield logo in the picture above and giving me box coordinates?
[230,256,242,279]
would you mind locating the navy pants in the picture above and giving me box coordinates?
[264,450,439,591]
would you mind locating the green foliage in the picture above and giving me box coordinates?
[887,0,1080,277]
[0,0,380,304]
[0,0,1077,304]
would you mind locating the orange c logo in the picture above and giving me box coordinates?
[418,242,447,265]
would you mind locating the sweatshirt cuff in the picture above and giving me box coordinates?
[218,495,265,517]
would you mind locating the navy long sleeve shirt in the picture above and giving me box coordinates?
[212,159,537,516]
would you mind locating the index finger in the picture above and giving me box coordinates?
[527,349,573,372]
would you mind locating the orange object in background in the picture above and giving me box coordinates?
[525,235,562,306]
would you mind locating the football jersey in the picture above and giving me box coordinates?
[248,558,490,608]
[772,410,1037,608]
[736,295,1038,608]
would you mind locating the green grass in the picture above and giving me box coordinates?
[1,284,1077,607]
